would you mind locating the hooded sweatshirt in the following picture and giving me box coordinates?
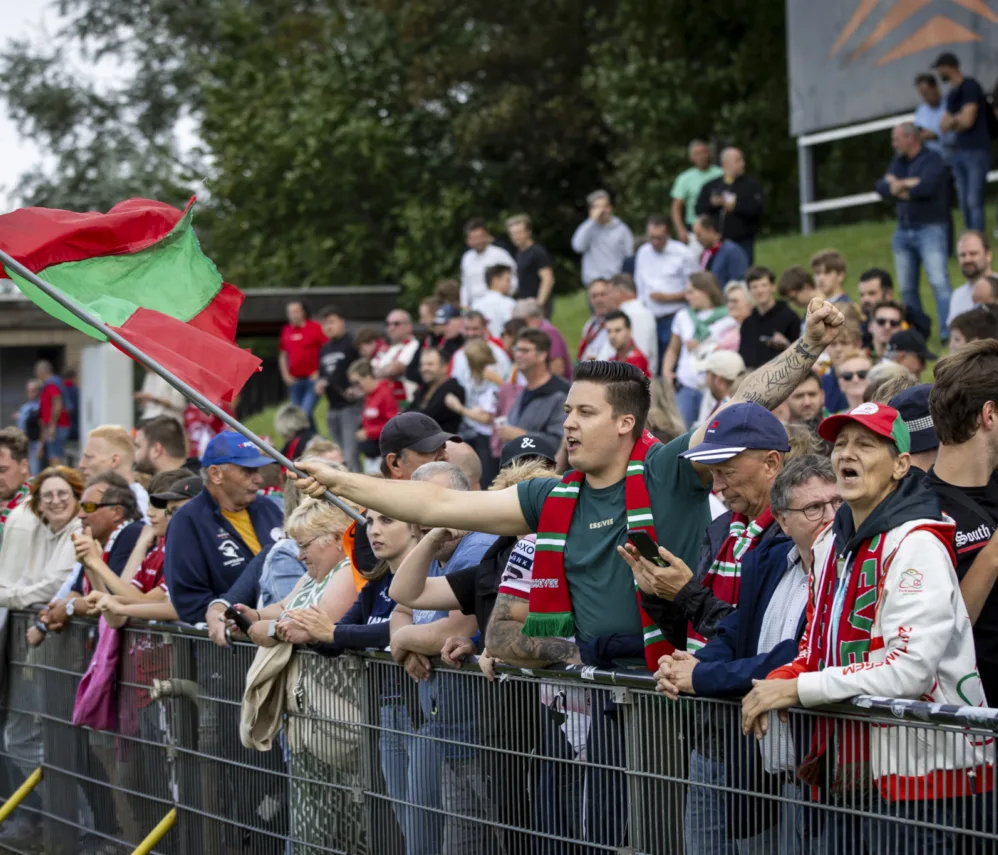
[772,472,992,801]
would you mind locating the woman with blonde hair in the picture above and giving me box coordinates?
[445,337,500,486]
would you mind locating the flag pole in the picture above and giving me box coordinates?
[0,249,365,525]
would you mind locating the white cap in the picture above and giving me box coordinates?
[704,349,745,381]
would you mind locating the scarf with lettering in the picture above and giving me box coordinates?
[577,317,605,361]
[796,522,954,794]
[687,306,730,342]
[686,508,775,652]
[0,482,30,535]
[525,431,674,671]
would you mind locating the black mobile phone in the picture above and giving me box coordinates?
[225,605,253,634]
[627,529,668,567]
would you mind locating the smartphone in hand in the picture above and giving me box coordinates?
[627,529,668,567]
[224,605,253,634]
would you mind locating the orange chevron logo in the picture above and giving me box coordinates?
[830,0,998,66]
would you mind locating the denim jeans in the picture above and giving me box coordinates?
[676,384,704,429]
[734,780,807,855]
[379,703,444,855]
[288,377,318,417]
[685,749,737,855]
[656,314,676,374]
[891,223,951,337]
[325,404,363,473]
[950,147,991,233]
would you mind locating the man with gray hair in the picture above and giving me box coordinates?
[387,460,496,855]
[876,121,952,336]
[695,146,764,262]
[570,189,634,285]
[654,455,840,853]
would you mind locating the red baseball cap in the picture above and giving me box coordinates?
[818,403,911,453]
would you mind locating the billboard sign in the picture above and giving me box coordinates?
[787,0,998,135]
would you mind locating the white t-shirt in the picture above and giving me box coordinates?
[597,298,659,368]
[450,341,511,392]
[131,482,150,522]
[461,377,499,437]
[472,291,517,338]
[672,310,738,390]
[140,372,187,422]
[948,282,974,327]
[372,338,419,402]
[460,244,518,307]
[634,240,698,318]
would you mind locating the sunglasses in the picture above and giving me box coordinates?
[839,370,869,382]
[80,501,121,514]
[874,317,902,328]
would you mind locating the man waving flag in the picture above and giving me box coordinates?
[0,196,260,405]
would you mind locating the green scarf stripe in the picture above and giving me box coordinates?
[643,627,665,646]
[550,484,580,496]
[626,462,644,474]
[535,539,566,552]
[627,509,654,524]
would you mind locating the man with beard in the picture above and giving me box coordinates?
[133,416,191,476]
[787,372,826,429]
[948,230,994,326]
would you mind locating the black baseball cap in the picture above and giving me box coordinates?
[150,475,203,509]
[378,412,462,458]
[889,383,938,454]
[931,52,960,70]
[500,434,559,469]
[886,329,937,363]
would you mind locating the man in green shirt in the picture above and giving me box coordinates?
[293,297,845,671]
[671,140,723,244]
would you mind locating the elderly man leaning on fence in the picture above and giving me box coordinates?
[742,403,993,852]
[654,455,840,855]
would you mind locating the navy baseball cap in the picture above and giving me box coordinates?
[889,383,938,454]
[680,402,790,464]
[500,433,558,468]
[202,432,274,468]
[434,305,461,325]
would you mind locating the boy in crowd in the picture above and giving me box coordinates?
[810,249,852,304]
[605,310,651,376]
[472,264,517,338]
[738,266,801,369]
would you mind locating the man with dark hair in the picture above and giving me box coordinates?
[460,218,516,306]
[777,265,819,312]
[693,213,748,288]
[0,428,30,548]
[738,266,801,369]
[506,214,554,309]
[315,304,362,472]
[925,339,998,703]
[634,214,696,367]
[605,310,651,376]
[501,329,570,444]
[858,267,895,314]
[915,73,954,159]
[571,190,635,285]
[134,416,189,475]
[869,299,906,358]
[278,300,326,419]
[936,52,991,233]
[787,372,825,425]
[694,146,764,261]
[949,306,998,352]
[34,359,70,469]
[472,264,516,337]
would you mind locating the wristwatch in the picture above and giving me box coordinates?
[65,599,76,617]
[267,620,278,638]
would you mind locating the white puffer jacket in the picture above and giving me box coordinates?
[797,519,993,801]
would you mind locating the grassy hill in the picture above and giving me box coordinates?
[246,218,957,439]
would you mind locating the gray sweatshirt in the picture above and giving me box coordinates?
[507,376,571,443]
[571,216,635,284]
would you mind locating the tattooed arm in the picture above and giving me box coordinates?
[485,593,583,668]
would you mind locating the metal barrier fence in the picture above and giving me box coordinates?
[0,608,995,854]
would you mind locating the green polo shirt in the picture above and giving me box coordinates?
[517,432,711,647]
[671,165,724,225]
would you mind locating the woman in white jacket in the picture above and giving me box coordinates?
[742,402,992,852]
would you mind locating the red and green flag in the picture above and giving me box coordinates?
[0,196,260,405]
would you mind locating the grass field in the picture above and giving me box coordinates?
[246,217,960,439]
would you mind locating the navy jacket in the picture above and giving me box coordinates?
[314,573,396,657]
[875,146,948,227]
[706,240,748,288]
[164,489,284,624]
[692,536,804,697]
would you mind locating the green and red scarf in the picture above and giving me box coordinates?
[0,482,30,535]
[797,522,955,794]
[523,431,674,672]
[686,508,774,652]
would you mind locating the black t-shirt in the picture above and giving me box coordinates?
[446,535,519,638]
[737,301,801,369]
[515,243,553,301]
[318,334,360,409]
[923,467,998,703]
[946,77,991,151]
[409,378,465,435]
[405,333,465,387]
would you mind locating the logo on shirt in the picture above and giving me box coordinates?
[218,539,244,567]
[270,527,282,543]
[955,523,993,550]
[898,568,924,593]
[589,517,615,530]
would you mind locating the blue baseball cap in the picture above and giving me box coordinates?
[202,432,275,468]
[889,384,937,454]
[679,402,790,465]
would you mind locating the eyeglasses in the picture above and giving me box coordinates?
[785,498,844,521]
[40,491,72,505]
[298,534,326,552]
[839,370,869,382]
[874,317,902,328]
[80,501,121,514]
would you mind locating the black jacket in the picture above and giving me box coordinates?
[695,176,764,242]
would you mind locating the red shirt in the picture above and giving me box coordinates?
[279,320,327,379]
[362,380,399,440]
[609,343,651,377]
[39,380,70,428]
[131,540,167,595]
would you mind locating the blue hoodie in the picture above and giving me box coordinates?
[164,488,284,624]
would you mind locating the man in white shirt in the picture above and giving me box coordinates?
[471,264,516,338]
[135,369,186,422]
[460,218,517,307]
[373,309,420,403]
[634,214,697,369]
[603,273,658,370]
[450,311,512,392]
[948,230,994,326]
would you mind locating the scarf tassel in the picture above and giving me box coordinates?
[521,612,575,639]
